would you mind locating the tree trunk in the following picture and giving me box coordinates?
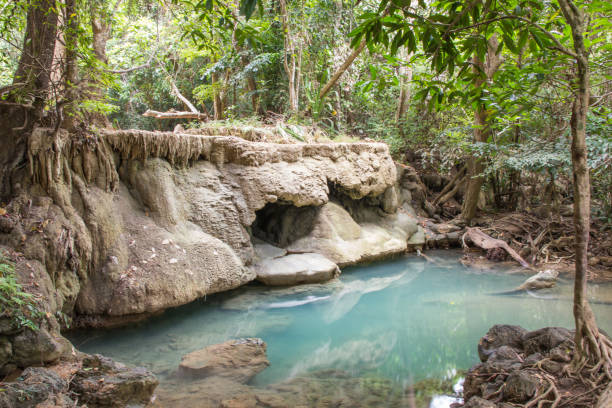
[557,0,612,377]
[212,72,224,120]
[319,40,366,101]
[13,0,59,114]
[62,0,79,130]
[461,36,502,223]
[279,0,300,114]
[395,51,413,125]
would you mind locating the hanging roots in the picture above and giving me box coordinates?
[27,126,118,193]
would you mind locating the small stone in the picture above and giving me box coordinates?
[504,370,540,403]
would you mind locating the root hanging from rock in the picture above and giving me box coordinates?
[27,126,118,194]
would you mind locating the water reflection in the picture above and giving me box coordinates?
[67,250,612,402]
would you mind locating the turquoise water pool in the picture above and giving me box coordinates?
[68,250,612,388]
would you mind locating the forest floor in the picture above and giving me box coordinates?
[459,208,612,282]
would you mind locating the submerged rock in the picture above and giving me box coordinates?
[178,338,269,383]
[70,354,158,407]
[255,253,340,286]
[517,269,559,291]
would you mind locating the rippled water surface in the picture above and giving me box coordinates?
[68,250,612,387]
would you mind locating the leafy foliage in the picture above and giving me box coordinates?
[0,251,42,331]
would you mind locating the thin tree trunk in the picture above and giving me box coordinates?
[212,71,223,120]
[319,40,366,101]
[461,35,502,223]
[279,0,299,114]
[395,51,413,123]
[62,0,79,130]
[554,0,612,378]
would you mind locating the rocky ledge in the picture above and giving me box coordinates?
[2,131,431,323]
[461,324,612,408]
[0,354,157,408]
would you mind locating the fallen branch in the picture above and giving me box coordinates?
[142,109,208,120]
[462,227,531,268]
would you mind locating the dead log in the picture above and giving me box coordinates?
[462,227,531,268]
[142,110,208,120]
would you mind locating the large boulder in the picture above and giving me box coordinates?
[69,354,158,407]
[0,367,71,408]
[178,338,269,383]
[255,253,340,286]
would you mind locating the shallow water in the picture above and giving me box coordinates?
[68,250,612,390]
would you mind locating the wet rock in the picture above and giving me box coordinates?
[489,345,521,363]
[517,269,559,291]
[255,253,340,286]
[70,354,158,407]
[179,338,269,383]
[478,325,527,362]
[522,327,572,356]
[463,396,498,408]
[503,370,539,403]
[221,394,257,408]
[0,367,70,408]
[11,328,67,367]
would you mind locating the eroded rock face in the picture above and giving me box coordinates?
[179,338,269,383]
[285,201,419,266]
[2,133,419,322]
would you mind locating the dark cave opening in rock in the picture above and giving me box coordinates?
[251,202,320,247]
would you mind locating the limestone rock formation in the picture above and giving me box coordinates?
[179,338,269,383]
[1,127,423,324]
[285,202,419,266]
[255,253,340,285]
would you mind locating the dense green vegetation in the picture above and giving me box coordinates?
[1,0,608,221]
[0,251,41,331]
